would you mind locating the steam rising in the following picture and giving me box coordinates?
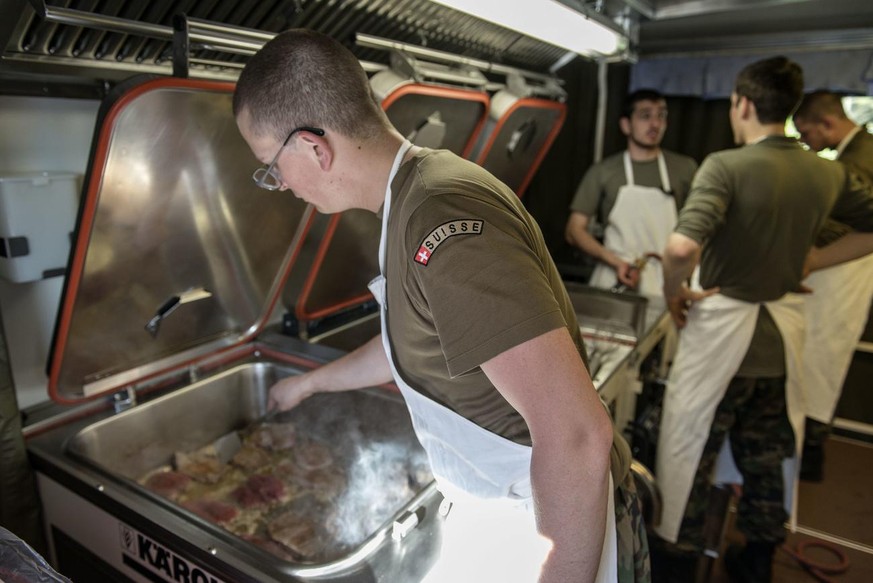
[270,389,433,553]
[328,426,431,546]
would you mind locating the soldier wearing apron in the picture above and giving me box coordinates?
[232,30,649,582]
[566,89,697,297]
[655,57,873,583]
[792,91,873,481]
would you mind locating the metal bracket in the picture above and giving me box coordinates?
[172,14,190,78]
[111,386,137,413]
[391,508,422,541]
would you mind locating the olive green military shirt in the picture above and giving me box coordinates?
[569,150,699,223]
[840,128,873,185]
[383,149,586,445]
[817,129,873,246]
[677,136,873,376]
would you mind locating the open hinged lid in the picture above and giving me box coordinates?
[281,209,381,326]
[370,62,489,158]
[48,77,312,403]
[474,90,567,198]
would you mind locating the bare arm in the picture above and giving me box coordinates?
[662,232,718,327]
[806,232,873,273]
[268,334,393,411]
[481,327,613,583]
[565,211,638,288]
[662,232,700,297]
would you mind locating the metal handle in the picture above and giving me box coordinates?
[145,287,212,337]
[391,509,422,541]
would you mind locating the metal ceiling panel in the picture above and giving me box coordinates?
[634,0,873,57]
[1,0,576,83]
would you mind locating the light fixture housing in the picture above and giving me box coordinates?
[429,0,628,57]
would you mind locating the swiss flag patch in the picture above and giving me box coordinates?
[414,245,431,265]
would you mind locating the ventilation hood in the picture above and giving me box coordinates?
[2,0,869,92]
[0,0,635,90]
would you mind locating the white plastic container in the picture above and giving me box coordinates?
[0,172,80,283]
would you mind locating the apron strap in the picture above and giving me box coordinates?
[377,139,413,275]
[622,151,635,187]
[622,150,672,193]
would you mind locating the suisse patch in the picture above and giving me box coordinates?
[414,219,484,266]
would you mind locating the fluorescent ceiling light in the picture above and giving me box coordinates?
[429,0,626,56]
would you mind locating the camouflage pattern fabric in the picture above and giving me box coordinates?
[616,471,651,583]
[676,376,795,550]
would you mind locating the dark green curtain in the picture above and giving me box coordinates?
[660,96,735,162]
[522,57,600,268]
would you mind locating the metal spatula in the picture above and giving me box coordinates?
[211,431,242,465]
[210,407,281,465]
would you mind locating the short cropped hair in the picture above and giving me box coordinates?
[621,89,665,119]
[793,90,849,123]
[232,29,391,141]
[734,56,804,124]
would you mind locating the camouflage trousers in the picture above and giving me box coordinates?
[676,376,795,550]
[616,471,651,583]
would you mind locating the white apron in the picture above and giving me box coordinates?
[800,253,873,423]
[589,152,678,297]
[369,141,618,582]
[654,292,807,543]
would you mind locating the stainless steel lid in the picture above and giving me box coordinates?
[48,77,311,402]
[474,93,566,198]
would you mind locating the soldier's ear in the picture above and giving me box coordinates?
[619,117,631,136]
[299,131,333,171]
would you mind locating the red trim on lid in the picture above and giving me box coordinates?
[475,97,567,198]
[47,78,270,404]
[381,83,490,159]
[294,212,377,321]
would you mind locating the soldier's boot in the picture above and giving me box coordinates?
[800,442,824,482]
[724,541,776,583]
[651,546,698,583]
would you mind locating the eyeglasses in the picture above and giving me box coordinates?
[252,126,325,190]
[633,110,668,122]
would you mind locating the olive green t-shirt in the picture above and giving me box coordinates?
[676,136,873,376]
[383,149,586,445]
[840,129,873,185]
[816,129,873,246]
[569,150,699,223]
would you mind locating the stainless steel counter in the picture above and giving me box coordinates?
[584,294,672,434]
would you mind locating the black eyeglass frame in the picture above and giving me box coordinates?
[252,126,326,190]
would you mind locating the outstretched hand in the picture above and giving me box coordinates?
[666,283,720,328]
[616,261,641,289]
[267,373,317,414]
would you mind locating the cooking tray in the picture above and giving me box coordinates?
[564,282,649,344]
[65,360,433,566]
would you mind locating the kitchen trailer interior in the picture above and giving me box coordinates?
[1,0,872,581]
